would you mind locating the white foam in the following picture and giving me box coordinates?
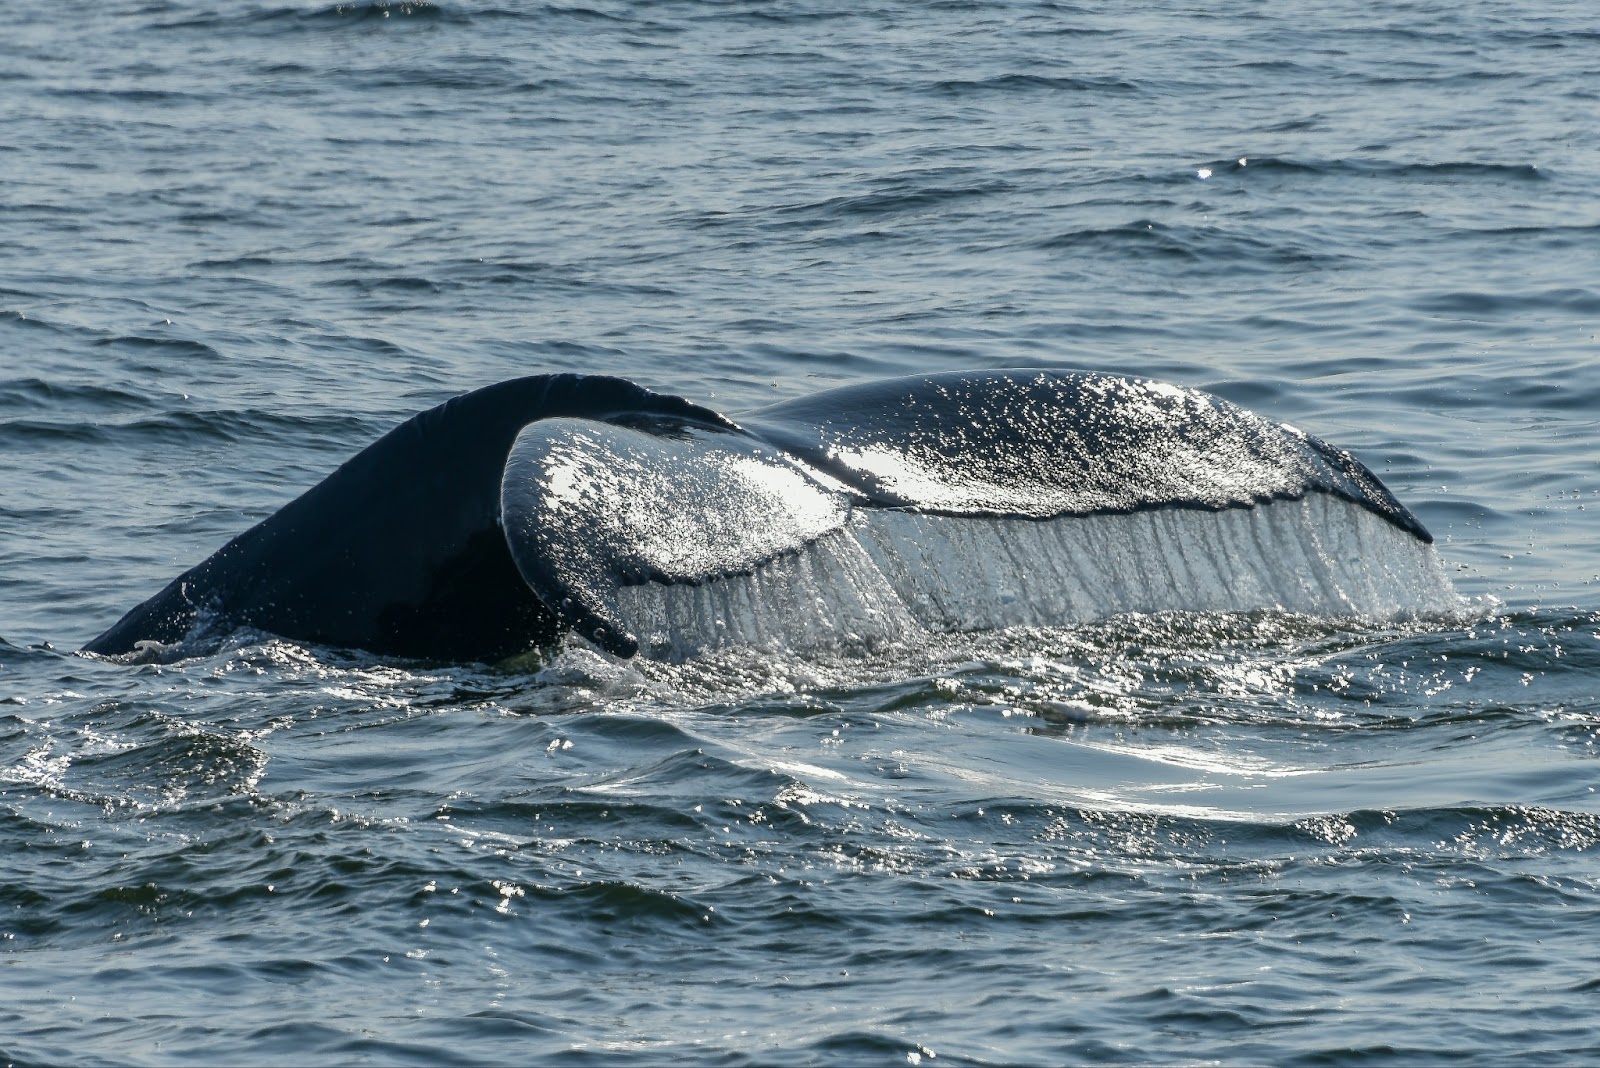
[606,496,1466,660]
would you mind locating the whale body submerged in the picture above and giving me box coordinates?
[84,369,1460,662]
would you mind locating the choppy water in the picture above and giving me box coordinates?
[4,0,1599,1063]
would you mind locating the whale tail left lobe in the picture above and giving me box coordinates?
[83,375,730,660]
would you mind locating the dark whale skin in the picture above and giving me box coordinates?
[83,375,731,660]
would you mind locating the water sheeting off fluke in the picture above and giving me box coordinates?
[603,495,1463,660]
[501,418,852,657]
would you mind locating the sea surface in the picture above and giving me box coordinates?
[3,0,1599,1063]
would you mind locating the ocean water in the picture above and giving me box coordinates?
[3,0,1599,1063]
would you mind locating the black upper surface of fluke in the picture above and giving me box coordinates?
[742,369,1431,539]
[84,368,1432,663]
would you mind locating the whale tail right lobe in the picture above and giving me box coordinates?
[496,370,1459,660]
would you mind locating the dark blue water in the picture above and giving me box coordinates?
[4,1,1599,1063]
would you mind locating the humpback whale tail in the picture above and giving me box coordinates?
[85,369,1463,663]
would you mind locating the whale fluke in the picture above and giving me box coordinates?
[84,369,1453,663]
